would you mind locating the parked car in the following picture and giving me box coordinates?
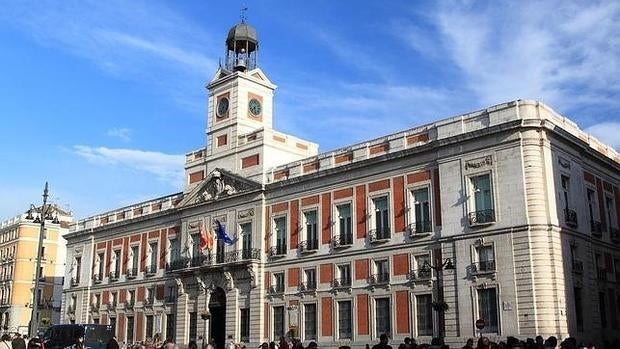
[42,324,114,349]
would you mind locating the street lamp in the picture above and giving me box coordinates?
[25,182,58,337]
[422,258,455,340]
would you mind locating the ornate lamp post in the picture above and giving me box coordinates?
[25,182,58,336]
[423,258,455,340]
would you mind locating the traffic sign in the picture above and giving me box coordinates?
[475,319,485,330]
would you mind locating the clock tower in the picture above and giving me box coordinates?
[184,20,318,189]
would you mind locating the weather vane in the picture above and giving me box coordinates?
[240,5,248,23]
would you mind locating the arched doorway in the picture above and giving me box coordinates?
[209,287,226,349]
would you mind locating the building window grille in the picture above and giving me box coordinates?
[274,217,287,255]
[338,300,352,340]
[477,288,499,333]
[411,187,432,233]
[375,297,391,337]
[416,294,433,336]
[189,312,197,340]
[273,306,285,339]
[304,303,317,340]
[126,316,134,343]
[336,204,353,245]
[372,197,390,239]
[469,174,495,225]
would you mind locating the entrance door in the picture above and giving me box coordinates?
[209,287,226,349]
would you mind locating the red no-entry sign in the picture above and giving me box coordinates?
[475,319,485,330]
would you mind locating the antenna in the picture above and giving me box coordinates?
[240,5,248,23]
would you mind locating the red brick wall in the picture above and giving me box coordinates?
[301,195,319,206]
[241,154,260,168]
[159,229,167,269]
[356,185,366,239]
[156,285,164,300]
[584,171,595,184]
[393,253,409,276]
[136,312,144,341]
[188,171,204,184]
[118,315,125,341]
[357,294,369,335]
[407,170,430,184]
[290,200,299,250]
[393,176,405,233]
[355,259,369,280]
[369,179,390,192]
[334,188,353,200]
[396,291,410,334]
[137,287,145,302]
[140,233,147,272]
[321,193,332,245]
[105,242,112,275]
[122,237,129,273]
[320,264,333,284]
[334,153,352,164]
[272,202,288,213]
[370,143,389,155]
[264,303,270,339]
[217,135,227,147]
[321,297,333,336]
[288,268,299,288]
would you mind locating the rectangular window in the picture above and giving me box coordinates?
[165,313,175,341]
[574,287,583,332]
[275,217,287,255]
[241,223,253,259]
[126,316,134,343]
[471,173,494,212]
[476,245,495,272]
[304,303,317,340]
[274,273,285,292]
[415,254,431,278]
[304,211,318,250]
[74,256,81,283]
[97,253,105,277]
[587,188,598,223]
[148,242,158,270]
[477,288,498,333]
[337,264,351,286]
[416,294,433,336]
[374,260,389,283]
[338,300,352,339]
[561,175,570,211]
[273,306,285,339]
[375,298,391,337]
[304,269,317,290]
[372,197,390,238]
[606,196,617,229]
[189,311,197,340]
[169,239,180,262]
[412,187,432,232]
[111,292,118,307]
[127,290,135,307]
[130,246,139,275]
[145,315,154,339]
[110,317,117,336]
[216,237,225,263]
[337,203,353,244]
[240,308,250,342]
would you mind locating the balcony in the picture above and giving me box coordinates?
[70,277,80,287]
[471,260,496,275]
[611,228,620,243]
[331,234,353,249]
[145,265,157,277]
[331,277,352,289]
[225,248,261,262]
[268,245,287,259]
[564,209,578,227]
[126,268,138,279]
[167,258,190,272]
[597,268,607,281]
[143,297,155,308]
[109,271,119,282]
[368,228,391,243]
[408,268,432,281]
[468,209,496,226]
[408,220,433,237]
[269,284,284,295]
[298,240,319,254]
[591,220,603,237]
[572,260,584,274]
[126,302,135,310]
[191,255,211,267]
[92,274,103,284]
[298,281,317,292]
[368,273,390,285]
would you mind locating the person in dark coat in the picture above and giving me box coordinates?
[107,337,120,349]
[371,334,392,349]
[11,333,26,349]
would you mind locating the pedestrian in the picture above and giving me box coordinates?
[476,337,490,349]
[12,333,26,349]
[188,342,198,349]
[107,336,120,349]
[306,342,317,349]
[372,334,392,349]
[462,339,474,349]
[544,337,557,349]
[278,337,288,349]
[26,337,43,349]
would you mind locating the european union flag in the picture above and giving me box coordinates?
[214,220,236,245]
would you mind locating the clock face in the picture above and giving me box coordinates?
[248,98,262,116]
[217,97,229,117]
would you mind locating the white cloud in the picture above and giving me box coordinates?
[585,122,620,150]
[106,128,132,142]
[72,146,184,186]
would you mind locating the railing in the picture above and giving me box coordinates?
[298,240,319,253]
[597,268,607,281]
[368,228,391,242]
[109,271,119,281]
[144,297,155,307]
[590,220,603,237]
[408,268,432,281]
[572,260,584,274]
[332,277,352,288]
[471,260,496,274]
[268,245,287,258]
[145,265,157,276]
[468,209,496,225]
[126,302,134,310]
[225,249,261,262]
[331,235,353,249]
[92,273,102,284]
[611,228,620,243]
[191,255,210,267]
[127,268,138,279]
[108,302,117,309]
[298,281,317,292]
[70,277,80,287]
[408,221,433,236]
[368,273,390,285]
[269,284,284,294]
[167,258,189,271]
[564,209,578,227]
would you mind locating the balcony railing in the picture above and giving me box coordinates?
[408,220,433,237]
[145,265,157,276]
[298,240,319,253]
[332,277,352,288]
[368,228,391,243]
[191,255,210,267]
[225,249,261,262]
[126,268,138,279]
[564,209,578,227]
[143,297,155,307]
[368,273,390,285]
[126,302,135,310]
[269,284,285,295]
[591,220,603,237]
[109,271,119,281]
[408,268,432,281]
[572,260,584,274]
[597,268,607,281]
[298,281,317,292]
[70,277,80,287]
[471,260,496,274]
[268,245,287,258]
[331,234,353,249]
[92,273,102,284]
[167,258,189,272]
[611,228,620,243]
[468,209,496,226]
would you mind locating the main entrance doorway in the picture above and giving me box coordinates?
[209,287,226,349]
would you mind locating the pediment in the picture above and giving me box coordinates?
[177,168,262,207]
[246,68,275,86]
[209,66,232,83]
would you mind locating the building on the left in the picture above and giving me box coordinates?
[0,205,73,335]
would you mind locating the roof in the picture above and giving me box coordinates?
[226,22,258,45]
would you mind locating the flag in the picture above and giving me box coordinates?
[214,220,236,245]
[199,222,214,251]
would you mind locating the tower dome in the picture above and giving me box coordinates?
[225,21,258,72]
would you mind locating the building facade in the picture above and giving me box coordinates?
[0,205,72,334]
[61,21,620,347]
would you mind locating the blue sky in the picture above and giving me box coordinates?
[1,0,618,220]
